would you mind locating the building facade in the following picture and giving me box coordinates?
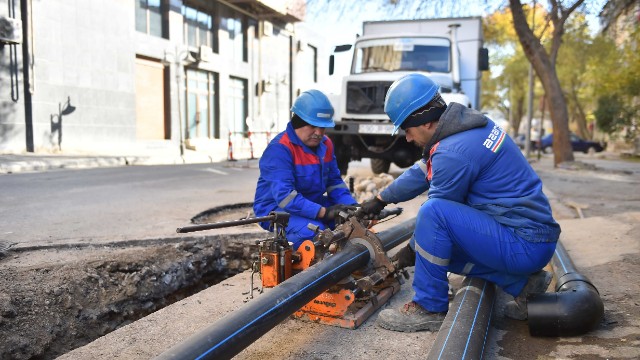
[0,0,327,160]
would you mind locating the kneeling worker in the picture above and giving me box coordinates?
[253,90,357,250]
[359,73,561,332]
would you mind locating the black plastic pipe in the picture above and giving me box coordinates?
[155,219,416,360]
[427,277,496,360]
[527,240,604,336]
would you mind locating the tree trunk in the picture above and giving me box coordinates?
[509,0,576,166]
[568,85,590,139]
[543,73,574,164]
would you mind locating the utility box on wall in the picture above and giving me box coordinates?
[0,15,22,44]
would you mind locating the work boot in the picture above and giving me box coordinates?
[504,270,553,320]
[376,301,446,332]
[391,244,415,269]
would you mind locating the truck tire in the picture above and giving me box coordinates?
[371,158,391,174]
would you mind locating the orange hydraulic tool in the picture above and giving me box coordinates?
[290,207,405,329]
[253,211,296,288]
[176,211,294,289]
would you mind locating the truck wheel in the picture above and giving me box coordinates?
[371,158,391,174]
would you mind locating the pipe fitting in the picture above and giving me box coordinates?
[527,241,604,337]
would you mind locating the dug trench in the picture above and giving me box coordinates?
[0,204,262,360]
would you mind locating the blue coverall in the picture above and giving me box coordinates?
[254,123,357,249]
[380,103,561,313]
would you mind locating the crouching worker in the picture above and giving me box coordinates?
[359,74,561,332]
[253,90,358,250]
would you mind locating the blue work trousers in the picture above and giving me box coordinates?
[286,215,333,250]
[284,196,336,250]
[412,198,557,313]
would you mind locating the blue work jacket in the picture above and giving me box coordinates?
[254,123,356,230]
[380,103,560,243]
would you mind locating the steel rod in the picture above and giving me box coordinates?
[176,212,286,233]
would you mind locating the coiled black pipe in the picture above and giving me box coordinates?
[426,277,496,360]
[155,219,416,360]
[527,240,604,336]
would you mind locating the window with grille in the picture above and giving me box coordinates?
[228,77,248,136]
[135,0,163,37]
[220,5,247,63]
[186,69,219,139]
[182,5,217,51]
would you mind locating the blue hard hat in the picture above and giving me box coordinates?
[290,90,335,128]
[384,73,439,135]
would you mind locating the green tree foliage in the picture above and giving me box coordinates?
[592,27,640,143]
[556,12,595,139]
[482,5,547,136]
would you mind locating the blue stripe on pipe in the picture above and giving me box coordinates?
[437,285,471,359]
[479,287,496,359]
[462,281,487,359]
[461,282,484,357]
[195,248,368,359]
[555,248,568,273]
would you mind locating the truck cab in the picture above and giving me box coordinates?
[328,17,488,175]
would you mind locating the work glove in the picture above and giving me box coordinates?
[359,197,387,219]
[323,204,355,220]
[391,243,415,269]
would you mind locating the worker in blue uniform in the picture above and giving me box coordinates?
[254,90,357,250]
[359,74,561,332]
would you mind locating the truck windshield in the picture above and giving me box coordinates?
[352,37,450,74]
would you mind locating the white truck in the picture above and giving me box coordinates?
[328,17,489,174]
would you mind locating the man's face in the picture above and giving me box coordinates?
[404,123,436,149]
[295,125,326,148]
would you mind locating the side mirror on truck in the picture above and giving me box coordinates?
[329,44,353,76]
[329,55,335,75]
[479,48,489,71]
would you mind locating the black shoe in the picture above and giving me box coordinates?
[504,270,553,320]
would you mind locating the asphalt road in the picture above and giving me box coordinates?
[1,162,261,248]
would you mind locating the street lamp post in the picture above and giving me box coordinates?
[163,46,195,160]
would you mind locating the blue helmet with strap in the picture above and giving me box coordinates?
[290,90,335,128]
[384,73,440,135]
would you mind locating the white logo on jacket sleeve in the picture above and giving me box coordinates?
[482,125,506,153]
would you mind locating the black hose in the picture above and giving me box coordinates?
[155,219,416,360]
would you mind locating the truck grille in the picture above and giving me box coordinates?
[346,81,393,115]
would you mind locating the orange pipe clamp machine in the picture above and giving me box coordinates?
[176,207,407,329]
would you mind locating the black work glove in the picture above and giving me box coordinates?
[323,204,355,220]
[359,197,387,219]
[391,243,415,269]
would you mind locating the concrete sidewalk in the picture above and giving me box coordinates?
[0,150,258,174]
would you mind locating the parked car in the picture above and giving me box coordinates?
[537,133,606,154]
[513,134,536,150]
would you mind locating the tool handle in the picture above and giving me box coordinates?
[378,207,403,219]
[176,211,289,233]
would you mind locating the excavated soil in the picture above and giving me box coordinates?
[0,207,259,360]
